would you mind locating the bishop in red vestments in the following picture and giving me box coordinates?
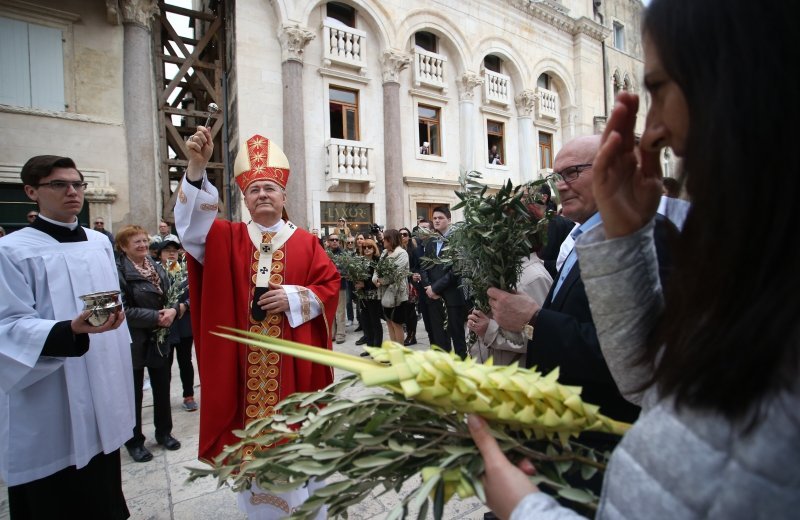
[175,129,340,470]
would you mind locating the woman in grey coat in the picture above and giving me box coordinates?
[468,0,800,518]
[116,225,182,463]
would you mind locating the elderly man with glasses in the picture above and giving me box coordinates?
[176,128,340,517]
[92,216,115,243]
[485,135,678,495]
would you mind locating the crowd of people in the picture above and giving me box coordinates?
[1,0,795,518]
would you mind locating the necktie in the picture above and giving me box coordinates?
[551,227,583,299]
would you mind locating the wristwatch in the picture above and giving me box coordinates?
[522,309,540,340]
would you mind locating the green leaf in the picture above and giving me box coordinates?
[351,456,394,468]
[557,486,596,504]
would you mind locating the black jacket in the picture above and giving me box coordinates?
[117,256,176,368]
[420,234,466,306]
[526,214,677,424]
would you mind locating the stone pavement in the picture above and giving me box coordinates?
[1,319,489,520]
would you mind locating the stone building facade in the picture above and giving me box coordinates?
[0,0,649,235]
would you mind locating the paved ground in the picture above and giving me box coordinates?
[1,319,489,519]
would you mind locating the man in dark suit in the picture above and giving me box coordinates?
[410,219,434,343]
[486,135,675,424]
[421,207,468,358]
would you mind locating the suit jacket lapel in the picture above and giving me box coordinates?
[547,261,581,310]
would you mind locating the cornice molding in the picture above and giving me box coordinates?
[510,1,611,42]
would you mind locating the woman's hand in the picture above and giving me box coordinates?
[594,92,663,238]
[468,309,490,338]
[158,308,177,327]
[468,415,539,519]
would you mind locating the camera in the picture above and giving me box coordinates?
[369,223,382,235]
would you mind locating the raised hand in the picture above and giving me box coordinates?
[185,126,214,181]
[593,92,664,238]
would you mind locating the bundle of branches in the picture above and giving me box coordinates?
[154,260,187,347]
[187,332,629,519]
[375,253,409,287]
[441,171,556,316]
[188,377,609,520]
[339,252,373,283]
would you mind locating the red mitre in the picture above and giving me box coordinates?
[233,134,291,191]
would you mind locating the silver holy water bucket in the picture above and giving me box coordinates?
[79,290,122,326]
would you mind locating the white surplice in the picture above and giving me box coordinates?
[0,227,135,486]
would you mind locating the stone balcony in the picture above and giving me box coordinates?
[325,138,375,191]
[322,20,367,74]
[536,86,558,121]
[483,69,511,107]
[412,48,447,92]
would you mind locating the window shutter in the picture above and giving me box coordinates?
[28,23,65,111]
[0,17,32,107]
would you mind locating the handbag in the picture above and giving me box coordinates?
[407,282,419,304]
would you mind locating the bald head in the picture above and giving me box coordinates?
[554,135,601,224]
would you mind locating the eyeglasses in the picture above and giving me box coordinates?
[400,232,409,237]
[36,181,88,192]
[329,238,339,241]
[94,221,103,225]
[346,242,355,246]
[554,163,593,183]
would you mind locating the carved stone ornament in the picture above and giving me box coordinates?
[457,72,485,101]
[515,89,538,117]
[279,25,315,63]
[381,50,411,84]
[106,0,159,28]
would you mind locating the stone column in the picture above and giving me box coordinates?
[279,25,314,228]
[515,89,537,183]
[110,0,160,231]
[457,72,484,175]
[381,50,410,228]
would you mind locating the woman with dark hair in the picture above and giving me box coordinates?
[399,227,418,345]
[469,1,799,518]
[354,238,383,355]
[116,225,181,463]
[373,229,409,343]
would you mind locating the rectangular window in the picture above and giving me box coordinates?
[417,104,441,156]
[326,2,356,28]
[539,132,553,170]
[613,22,625,51]
[329,86,359,140]
[414,31,437,53]
[0,16,65,111]
[416,202,449,223]
[487,120,505,165]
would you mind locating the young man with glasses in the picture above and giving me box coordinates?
[0,155,133,518]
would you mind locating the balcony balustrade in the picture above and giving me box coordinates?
[325,138,375,191]
[323,20,367,74]
[484,69,511,106]
[413,48,447,91]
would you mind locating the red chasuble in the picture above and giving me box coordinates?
[187,220,340,462]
